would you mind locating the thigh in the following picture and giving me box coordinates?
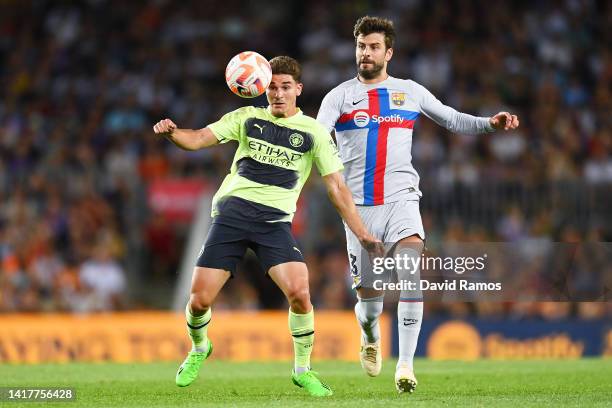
[344,206,386,290]
[249,222,304,274]
[197,219,249,276]
[268,261,310,298]
[190,266,231,301]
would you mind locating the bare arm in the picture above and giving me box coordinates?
[153,118,220,150]
[323,171,382,254]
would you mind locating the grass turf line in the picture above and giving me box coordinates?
[1,359,611,407]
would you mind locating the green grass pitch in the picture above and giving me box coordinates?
[1,359,611,407]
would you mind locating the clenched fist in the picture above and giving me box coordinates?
[153,118,177,136]
[489,112,519,131]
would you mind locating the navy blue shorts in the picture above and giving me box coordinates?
[196,216,304,275]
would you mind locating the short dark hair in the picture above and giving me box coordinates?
[353,16,395,49]
[269,56,301,82]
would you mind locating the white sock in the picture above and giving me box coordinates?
[394,243,423,371]
[354,295,384,343]
[294,366,309,375]
[397,301,423,371]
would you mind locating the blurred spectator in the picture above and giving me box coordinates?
[79,243,126,311]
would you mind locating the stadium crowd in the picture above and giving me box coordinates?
[0,1,609,319]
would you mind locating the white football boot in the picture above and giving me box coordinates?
[359,339,382,377]
[395,363,417,394]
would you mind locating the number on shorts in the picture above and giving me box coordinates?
[349,253,358,276]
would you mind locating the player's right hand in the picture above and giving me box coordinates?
[153,118,177,136]
[360,235,385,259]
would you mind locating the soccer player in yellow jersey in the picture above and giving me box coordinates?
[153,56,382,397]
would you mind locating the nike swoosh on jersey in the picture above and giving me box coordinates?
[352,98,366,105]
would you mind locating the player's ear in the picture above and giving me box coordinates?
[295,82,303,96]
[385,47,393,62]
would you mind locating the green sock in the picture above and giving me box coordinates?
[289,308,314,374]
[185,304,211,352]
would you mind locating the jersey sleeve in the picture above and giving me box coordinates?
[411,81,494,134]
[316,89,343,133]
[312,126,344,176]
[207,107,248,144]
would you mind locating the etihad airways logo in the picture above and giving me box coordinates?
[248,139,302,167]
[353,112,405,128]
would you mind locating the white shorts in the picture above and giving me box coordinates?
[344,200,425,289]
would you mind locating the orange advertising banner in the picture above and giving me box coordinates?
[0,311,389,364]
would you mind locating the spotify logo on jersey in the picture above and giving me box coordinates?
[354,111,370,127]
[353,112,405,128]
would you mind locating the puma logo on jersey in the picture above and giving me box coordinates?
[254,123,266,134]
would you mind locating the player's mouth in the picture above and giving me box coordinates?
[272,102,285,108]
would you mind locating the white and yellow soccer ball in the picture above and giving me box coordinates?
[225,51,272,98]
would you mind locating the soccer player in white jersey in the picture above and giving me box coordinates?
[317,16,519,393]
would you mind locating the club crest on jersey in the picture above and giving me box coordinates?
[354,111,370,127]
[392,92,406,106]
[289,133,304,148]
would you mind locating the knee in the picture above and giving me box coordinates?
[189,292,213,315]
[286,286,311,314]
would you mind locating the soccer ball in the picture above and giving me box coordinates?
[225,51,272,98]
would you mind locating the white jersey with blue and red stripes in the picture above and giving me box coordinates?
[317,76,493,206]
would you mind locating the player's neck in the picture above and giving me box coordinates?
[358,72,389,85]
[268,105,300,118]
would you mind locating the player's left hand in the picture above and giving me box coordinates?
[489,112,519,131]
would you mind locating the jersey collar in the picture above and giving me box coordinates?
[266,106,303,119]
[356,73,393,85]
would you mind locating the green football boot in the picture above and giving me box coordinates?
[175,341,213,387]
[291,370,333,397]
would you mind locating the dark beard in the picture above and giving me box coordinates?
[357,61,384,80]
